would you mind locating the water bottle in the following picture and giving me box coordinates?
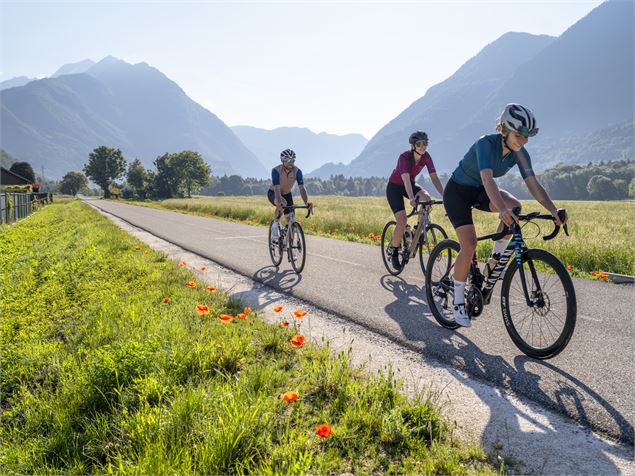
[483,253,500,281]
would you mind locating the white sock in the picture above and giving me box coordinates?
[454,280,466,305]
[492,239,508,257]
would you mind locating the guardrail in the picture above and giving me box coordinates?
[0,192,53,225]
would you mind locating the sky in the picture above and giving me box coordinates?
[1,0,603,139]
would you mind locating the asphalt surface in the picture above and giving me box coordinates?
[87,199,634,446]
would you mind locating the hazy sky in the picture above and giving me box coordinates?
[1,0,603,138]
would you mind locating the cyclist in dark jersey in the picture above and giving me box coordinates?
[443,103,566,327]
[386,131,444,269]
[268,148,313,241]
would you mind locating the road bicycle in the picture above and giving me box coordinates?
[424,208,576,359]
[381,199,448,276]
[268,205,313,274]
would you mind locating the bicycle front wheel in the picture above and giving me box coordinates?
[501,248,577,359]
[288,222,306,273]
[424,239,460,329]
[381,221,405,276]
[268,221,283,267]
[419,223,448,276]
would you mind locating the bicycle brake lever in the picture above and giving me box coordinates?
[557,209,569,236]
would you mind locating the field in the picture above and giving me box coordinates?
[0,201,497,473]
[138,196,635,277]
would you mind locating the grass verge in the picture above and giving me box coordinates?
[0,201,499,474]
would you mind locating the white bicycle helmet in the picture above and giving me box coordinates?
[499,103,539,137]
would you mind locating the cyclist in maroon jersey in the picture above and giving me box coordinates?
[385,131,444,270]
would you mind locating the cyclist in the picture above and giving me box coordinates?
[386,131,444,269]
[443,103,566,327]
[268,148,313,242]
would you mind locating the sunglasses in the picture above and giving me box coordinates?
[415,140,428,147]
[283,158,295,163]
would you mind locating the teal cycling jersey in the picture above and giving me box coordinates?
[451,134,535,187]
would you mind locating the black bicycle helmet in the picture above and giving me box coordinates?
[409,131,429,145]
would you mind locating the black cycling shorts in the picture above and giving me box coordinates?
[443,178,492,228]
[267,189,293,215]
[386,182,422,214]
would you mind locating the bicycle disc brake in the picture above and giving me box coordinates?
[466,286,484,317]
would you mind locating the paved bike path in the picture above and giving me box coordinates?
[87,199,634,446]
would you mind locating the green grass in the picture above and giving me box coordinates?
[0,201,498,474]
[132,195,635,277]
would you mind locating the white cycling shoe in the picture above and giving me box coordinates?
[453,303,471,327]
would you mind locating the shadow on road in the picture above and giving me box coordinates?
[253,266,303,293]
[379,273,633,459]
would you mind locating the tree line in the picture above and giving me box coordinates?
[205,160,635,200]
[5,144,634,200]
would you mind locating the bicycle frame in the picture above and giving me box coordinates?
[406,200,443,259]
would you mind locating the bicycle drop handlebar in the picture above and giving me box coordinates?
[407,198,444,218]
[481,208,569,242]
[287,204,313,219]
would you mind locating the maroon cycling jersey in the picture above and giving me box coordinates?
[388,151,436,186]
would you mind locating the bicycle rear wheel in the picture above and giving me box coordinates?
[288,222,306,274]
[501,248,577,359]
[419,223,448,276]
[268,221,283,267]
[424,239,460,329]
[381,221,405,276]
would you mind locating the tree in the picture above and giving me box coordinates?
[59,171,88,196]
[127,158,148,199]
[629,178,635,199]
[171,151,212,198]
[83,146,127,198]
[587,175,616,200]
[9,161,36,183]
[154,153,180,198]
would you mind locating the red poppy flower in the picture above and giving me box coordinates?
[200,267,207,271]
[282,391,299,403]
[315,423,333,438]
[207,285,217,292]
[567,264,574,270]
[219,314,233,323]
[244,307,252,315]
[273,305,283,313]
[179,261,188,267]
[293,309,308,319]
[185,281,197,288]
[236,313,247,320]
[290,335,305,348]
[162,297,171,304]
[196,305,210,316]
[281,321,290,327]
[134,245,141,251]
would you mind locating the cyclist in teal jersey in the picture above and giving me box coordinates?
[443,103,567,327]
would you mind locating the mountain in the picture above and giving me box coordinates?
[52,59,95,77]
[231,125,367,176]
[339,0,633,177]
[0,56,267,179]
[0,76,35,90]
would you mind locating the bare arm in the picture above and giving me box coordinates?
[401,173,415,201]
[298,185,309,205]
[429,172,444,197]
[480,169,517,225]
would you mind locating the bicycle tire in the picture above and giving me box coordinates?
[381,221,405,276]
[424,239,460,329]
[419,223,448,276]
[289,222,307,274]
[500,248,577,359]
[268,221,283,267]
